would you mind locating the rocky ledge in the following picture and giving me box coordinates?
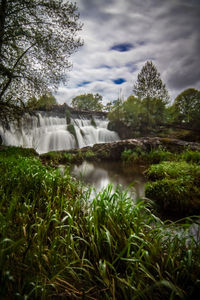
[63,137,200,161]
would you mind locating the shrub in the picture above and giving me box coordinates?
[145,161,200,216]
[121,146,173,164]
[180,149,200,164]
[67,123,78,145]
[147,146,173,164]
[65,108,71,124]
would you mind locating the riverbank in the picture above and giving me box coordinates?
[0,145,200,299]
[40,136,200,163]
[40,137,200,219]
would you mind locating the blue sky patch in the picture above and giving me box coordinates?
[113,78,126,84]
[110,43,134,52]
[77,81,91,87]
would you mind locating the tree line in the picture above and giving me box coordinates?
[0,1,199,134]
[69,61,200,133]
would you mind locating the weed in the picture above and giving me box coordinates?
[0,146,200,299]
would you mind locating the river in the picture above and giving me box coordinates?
[69,160,147,199]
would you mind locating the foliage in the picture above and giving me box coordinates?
[26,93,57,110]
[84,150,96,160]
[90,116,97,127]
[145,161,200,216]
[108,95,168,135]
[104,101,113,112]
[0,0,83,123]
[121,146,173,164]
[133,61,169,103]
[0,147,200,298]
[121,147,146,163]
[173,88,200,128]
[65,108,71,124]
[180,149,200,164]
[67,124,78,146]
[71,93,103,111]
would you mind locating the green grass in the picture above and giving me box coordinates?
[0,146,200,299]
[121,146,173,164]
[145,160,200,216]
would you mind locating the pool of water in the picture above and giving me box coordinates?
[69,160,147,199]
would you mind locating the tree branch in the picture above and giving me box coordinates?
[0,42,36,101]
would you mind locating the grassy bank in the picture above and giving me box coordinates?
[0,146,200,299]
[121,147,200,217]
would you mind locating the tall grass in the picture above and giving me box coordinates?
[145,161,200,216]
[0,146,200,299]
[121,146,173,164]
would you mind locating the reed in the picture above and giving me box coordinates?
[0,146,200,299]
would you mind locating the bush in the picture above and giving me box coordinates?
[145,161,200,216]
[147,146,173,164]
[180,149,200,164]
[121,146,173,164]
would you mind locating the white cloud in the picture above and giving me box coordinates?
[56,0,200,105]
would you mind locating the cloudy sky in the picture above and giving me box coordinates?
[55,0,200,105]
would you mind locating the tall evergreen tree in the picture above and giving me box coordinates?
[133,61,169,103]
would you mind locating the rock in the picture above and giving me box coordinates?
[40,137,200,163]
[82,137,200,160]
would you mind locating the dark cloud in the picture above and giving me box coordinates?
[98,65,112,69]
[59,0,200,104]
[113,78,126,85]
[110,43,134,52]
[167,55,200,90]
[126,63,138,73]
[78,0,114,20]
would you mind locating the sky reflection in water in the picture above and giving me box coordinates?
[70,161,147,200]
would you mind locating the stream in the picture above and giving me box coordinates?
[69,160,147,199]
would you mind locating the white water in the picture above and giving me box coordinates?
[0,112,119,154]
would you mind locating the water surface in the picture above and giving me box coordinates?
[70,160,147,199]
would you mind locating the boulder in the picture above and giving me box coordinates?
[67,137,200,161]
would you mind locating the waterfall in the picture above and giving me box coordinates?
[0,112,119,154]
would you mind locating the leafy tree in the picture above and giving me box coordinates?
[173,88,200,127]
[133,61,169,103]
[0,0,83,124]
[104,101,113,112]
[71,93,103,111]
[26,93,57,110]
[121,96,141,128]
[139,97,166,131]
[108,95,168,136]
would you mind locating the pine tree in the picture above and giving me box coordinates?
[133,61,169,103]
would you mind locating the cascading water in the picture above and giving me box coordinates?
[0,112,119,154]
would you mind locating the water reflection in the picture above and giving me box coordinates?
[70,161,147,199]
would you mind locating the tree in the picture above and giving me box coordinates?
[104,101,113,112]
[108,95,168,136]
[133,61,169,103]
[71,93,103,111]
[26,93,57,110]
[173,88,200,127]
[0,0,83,124]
